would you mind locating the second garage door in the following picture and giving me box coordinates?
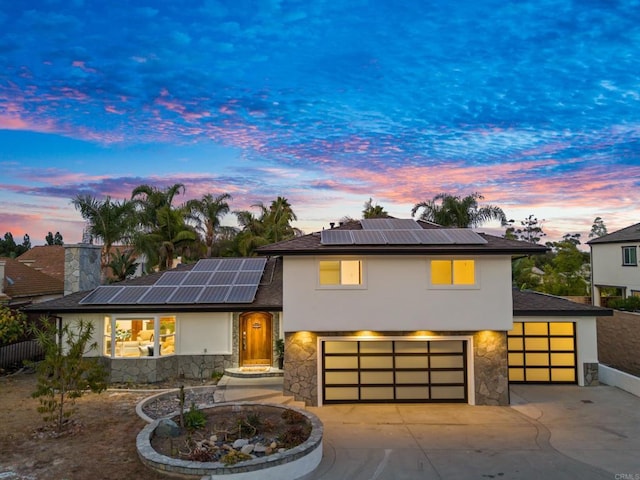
[322,339,468,404]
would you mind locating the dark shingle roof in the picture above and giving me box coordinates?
[27,257,283,314]
[512,289,612,317]
[587,222,640,245]
[257,220,548,256]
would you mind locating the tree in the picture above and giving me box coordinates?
[45,231,64,245]
[131,183,197,270]
[186,193,233,257]
[411,192,506,227]
[504,215,547,244]
[589,217,608,238]
[0,232,30,257]
[0,306,27,344]
[106,248,138,283]
[31,319,107,434]
[71,194,136,278]
[362,198,389,219]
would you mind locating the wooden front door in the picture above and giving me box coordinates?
[240,312,273,366]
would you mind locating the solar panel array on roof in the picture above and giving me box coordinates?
[320,227,488,245]
[361,218,422,230]
[78,257,268,305]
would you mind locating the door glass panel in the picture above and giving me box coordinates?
[524,323,548,335]
[360,341,392,353]
[525,353,549,366]
[509,322,523,335]
[430,355,463,368]
[508,352,524,366]
[550,337,574,350]
[525,337,549,350]
[431,386,465,399]
[525,368,550,381]
[508,337,523,350]
[431,370,465,384]
[549,322,574,335]
[509,368,525,381]
[551,353,575,366]
[430,341,463,353]
[325,341,357,354]
[396,371,429,384]
[551,369,576,382]
[395,341,427,353]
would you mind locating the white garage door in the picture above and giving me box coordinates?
[322,339,468,404]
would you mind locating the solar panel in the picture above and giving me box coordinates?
[191,259,222,272]
[168,286,205,303]
[226,284,259,303]
[351,230,386,244]
[234,270,264,285]
[138,286,176,304]
[109,286,151,304]
[79,286,123,304]
[443,229,488,244]
[217,258,245,271]
[361,218,421,230]
[210,270,238,285]
[156,271,188,286]
[181,271,213,285]
[382,230,422,244]
[198,285,231,303]
[413,229,453,244]
[240,257,268,271]
[321,230,354,244]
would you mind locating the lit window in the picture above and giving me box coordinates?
[319,260,362,285]
[103,316,176,358]
[622,246,637,266]
[431,260,475,285]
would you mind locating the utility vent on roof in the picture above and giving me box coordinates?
[79,257,267,305]
[321,228,488,245]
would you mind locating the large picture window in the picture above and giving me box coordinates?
[103,315,176,358]
[622,246,637,266]
[319,260,362,286]
[430,260,475,286]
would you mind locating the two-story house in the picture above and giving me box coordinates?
[588,222,640,306]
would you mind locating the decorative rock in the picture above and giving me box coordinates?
[270,441,277,449]
[253,444,267,453]
[240,444,254,455]
[232,439,249,449]
[155,419,180,438]
[209,434,217,443]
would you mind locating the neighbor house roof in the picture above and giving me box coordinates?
[27,257,283,314]
[0,257,64,302]
[512,289,613,317]
[17,245,65,281]
[257,219,548,256]
[587,222,640,245]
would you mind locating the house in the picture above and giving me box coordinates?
[587,222,640,306]
[17,245,65,281]
[28,219,611,405]
[257,218,609,406]
[0,256,64,308]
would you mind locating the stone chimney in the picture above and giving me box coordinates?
[64,244,102,295]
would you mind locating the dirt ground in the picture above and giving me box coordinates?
[0,371,176,480]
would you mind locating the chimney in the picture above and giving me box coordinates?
[64,244,102,295]
[329,222,335,229]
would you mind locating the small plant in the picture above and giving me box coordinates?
[245,411,262,429]
[211,370,224,382]
[184,403,206,431]
[278,424,311,448]
[178,385,186,428]
[220,450,252,466]
[275,338,285,369]
[281,409,306,424]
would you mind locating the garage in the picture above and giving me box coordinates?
[321,339,468,404]
[507,322,577,383]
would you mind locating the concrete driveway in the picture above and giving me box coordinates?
[301,384,640,480]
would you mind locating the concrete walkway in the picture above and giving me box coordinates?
[216,376,640,479]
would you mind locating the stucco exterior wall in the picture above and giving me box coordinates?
[283,255,513,332]
[591,243,640,295]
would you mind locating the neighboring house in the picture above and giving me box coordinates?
[17,245,65,281]
[29,219,611,405]
[258,218,610,406]
[0,256,64,308]
[587,222,640,306]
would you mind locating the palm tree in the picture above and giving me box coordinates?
[186,193,233,257]
[362,198,389,219]
[130,183,197,270]
[71,194,135,278]
[107,248,138,283]
[411,192,506,228]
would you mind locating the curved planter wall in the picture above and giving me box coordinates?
[137,401,323,480]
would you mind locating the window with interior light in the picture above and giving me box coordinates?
[103,315,176,358]
[318,259,363,286]
[430,259,475,286]
[622,246,637,266]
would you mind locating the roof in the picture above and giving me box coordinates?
[587,222,640,245]
[257,219,548,256]
[0,257,64,300]
[17,245,65,281]
[27,257,283,314]
[512,289,613,317]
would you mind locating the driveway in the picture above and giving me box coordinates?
[301,384,640,480]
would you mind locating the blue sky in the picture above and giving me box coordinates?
[1,0,639,245]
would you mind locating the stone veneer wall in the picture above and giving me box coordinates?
[106,355,233,384]
[283,330,509,407]
[64,244,102,295]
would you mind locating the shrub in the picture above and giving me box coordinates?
[278,424,311,448]
[184,403,206,431]
[609,296,640,312]
[0,306,26,344]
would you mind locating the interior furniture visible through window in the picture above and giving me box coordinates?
[319,260,362,286]
[430,259,475,285]
[622,246,637,266]
[103,315,176,358]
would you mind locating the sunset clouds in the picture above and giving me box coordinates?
[1,0,639,244]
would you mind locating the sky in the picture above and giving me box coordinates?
[1,0,639,246]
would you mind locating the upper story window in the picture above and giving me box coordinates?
[622,246,637,266]
[431,259,475,286]
[319,260,362,286]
